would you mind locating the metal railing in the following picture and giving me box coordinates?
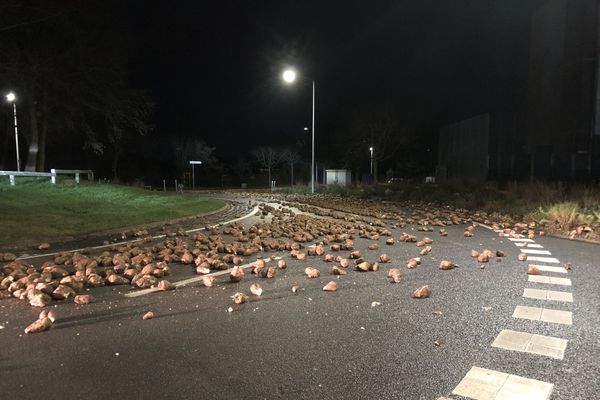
[0,169,94,186]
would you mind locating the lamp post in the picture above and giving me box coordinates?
[283,69,315,194]
[369,146,374,177]
[6,92,20,171]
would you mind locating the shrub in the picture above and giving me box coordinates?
[543,202,586,231]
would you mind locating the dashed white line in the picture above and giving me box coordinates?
[514,243,544,248]
[523,288,573,302]
[521,249,552,255]
[528,264,568,274]
[528,275,572,286]
[512,305,572,325]
[452,366,553,400]
[524,256,560,264]
[491,329,568,359]
[508,238,535,243]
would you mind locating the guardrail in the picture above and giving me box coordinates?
[50,169,94,184]
[0,169,94,186]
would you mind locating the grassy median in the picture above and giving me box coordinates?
[0,180,224,247]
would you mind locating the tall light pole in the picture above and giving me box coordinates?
[6,92,20,171]
[283,69,316,194]
[369,146,374,177]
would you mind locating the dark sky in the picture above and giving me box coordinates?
[124,0,542,160]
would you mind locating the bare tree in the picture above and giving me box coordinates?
[0,1,154,174]
[347,107,405,183]
[282,148,301,186]
[252,147,285,187]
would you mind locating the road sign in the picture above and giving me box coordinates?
[189,161,202,189]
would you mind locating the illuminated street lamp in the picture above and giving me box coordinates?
[282,68,315,194]
[369,146,374,177]
[5,92,20,171]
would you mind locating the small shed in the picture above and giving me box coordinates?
[325,169,351,186]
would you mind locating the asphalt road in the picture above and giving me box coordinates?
[1,198,598,400]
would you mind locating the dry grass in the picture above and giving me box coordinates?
[543,202,587,231]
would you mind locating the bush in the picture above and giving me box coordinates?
[543,202,587,231]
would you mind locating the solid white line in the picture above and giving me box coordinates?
[17,205,259,261]
[521,249,552,255]
[124,256,282,298]
[526,256,560,264]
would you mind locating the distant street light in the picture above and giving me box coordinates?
[369,146,374,177]
[5,92,20,171]
[283,68,316,194]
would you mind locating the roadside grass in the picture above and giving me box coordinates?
[538,202,596,231]
[0,179,224,246]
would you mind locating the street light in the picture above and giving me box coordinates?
[369,146,374,177]
[283,68,316,194]
[5,92,20,171]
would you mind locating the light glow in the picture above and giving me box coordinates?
[282,69,296,83]
[6,92,16,102]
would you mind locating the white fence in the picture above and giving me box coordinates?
[0,169,94,186]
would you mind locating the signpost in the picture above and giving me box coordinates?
[189,161,202,190]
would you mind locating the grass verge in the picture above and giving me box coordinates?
[0,180,224,247]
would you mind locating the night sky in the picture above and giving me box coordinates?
[124,0,542,161]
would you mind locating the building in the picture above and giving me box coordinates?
[526,0,600,180]
[325,169,352,186]
[437,113,524,183]
[438,0,600,182]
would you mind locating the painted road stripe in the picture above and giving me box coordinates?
[521,249,552,255]
[523,288,573,302]
[17,205,260,261]
[528,275,572,286]
[508,238,535,243]
[512,305,572,325]
[528,265,568,274]
[452,366,553,400]
[525,256,560,264]
[124,256,282,298]
[491,329,567,359]
[514,243,544,248]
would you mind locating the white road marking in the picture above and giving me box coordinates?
[508,238,535,243]
[512,305,572,325]
[523,288,573,302]
[525,256,560,264]
[491,329,567,359]
[521,249,552,255]
[124,256,282,298]
[528,275,571,286]
[528,265,568,274]
[514,243,544,248]
[452,366,553,400]
[17,205,259,261]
